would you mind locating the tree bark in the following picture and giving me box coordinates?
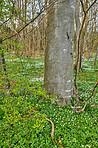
[74,0,81,71]
[0,39,10,90]
[94,47,98,66]
[44,0,76,106]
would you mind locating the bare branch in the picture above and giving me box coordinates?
[86,0,97,13]
[80,0,97,14]
[80,0,86,15]
[0,1,17,27]
[2,0,58,42]
[0,18,10,27]
[75,0,97,89]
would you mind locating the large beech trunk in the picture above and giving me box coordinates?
[44,0,76,106]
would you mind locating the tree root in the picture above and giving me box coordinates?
[75,82,98,113]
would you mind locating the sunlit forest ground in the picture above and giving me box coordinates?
[0,53,98,148]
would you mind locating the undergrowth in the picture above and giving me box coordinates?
[0,54,98,148]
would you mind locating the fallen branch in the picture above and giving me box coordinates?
[71,106,81,109]
[45,117,54,139]
[75,82,98,113]
[30,108,54,139]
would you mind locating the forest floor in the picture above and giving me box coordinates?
[0,54,98,148]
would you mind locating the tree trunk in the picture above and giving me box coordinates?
[94,47,98,66]
[74,0,81,71]
[81,21,88,68]
[44,0,76,107]
[0,39,10,90]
